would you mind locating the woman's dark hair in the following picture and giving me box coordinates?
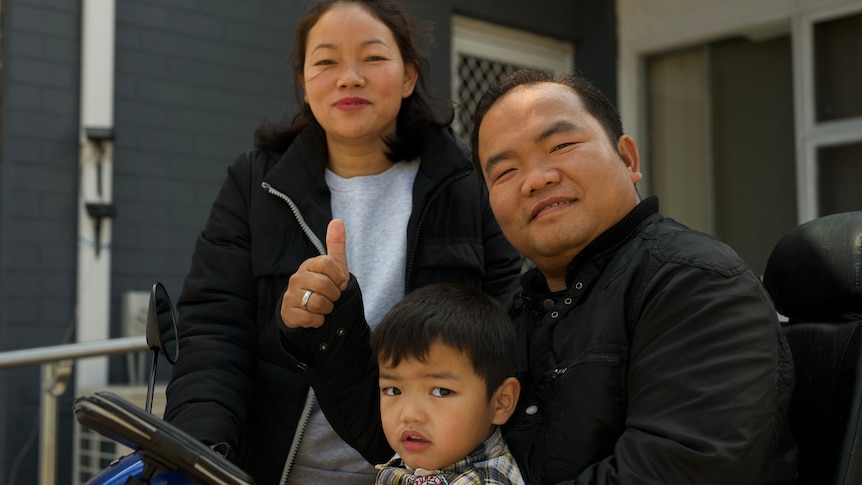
[370,283,517,400]
[470,69,624,174]
[254,0,452,160]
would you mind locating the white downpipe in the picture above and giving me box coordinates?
[70,1,117,483]
[76,0,116,396]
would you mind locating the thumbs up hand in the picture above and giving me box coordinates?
[281,219,351,329]
[323,218,349,290]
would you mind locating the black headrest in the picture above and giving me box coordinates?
[763,211,862,323]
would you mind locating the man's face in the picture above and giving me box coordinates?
[477,82,643,291]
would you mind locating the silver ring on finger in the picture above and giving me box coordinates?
[301,289,314,311]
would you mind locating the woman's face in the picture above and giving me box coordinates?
[303,3,417,148]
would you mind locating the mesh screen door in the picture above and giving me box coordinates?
[451,16,574,139]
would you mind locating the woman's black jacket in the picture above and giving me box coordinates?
[163,125,522,484]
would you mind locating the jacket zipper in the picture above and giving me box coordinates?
[266,167,469,481]
[261,181,326,485]
[551,354,627,378]
[279,389,316,485]
[404,169,471,292]
[552,354,626,374]
[261,182,326,255]
[549,354,626,395]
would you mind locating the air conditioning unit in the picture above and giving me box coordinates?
[121,291,150,387]
[76,385,167,484]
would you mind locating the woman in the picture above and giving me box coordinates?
[163,1,522,484]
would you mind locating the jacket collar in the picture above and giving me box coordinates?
[263,124,329,204]
[263,125,471,199]
[521,196,661,297]
[258,124,474,252]
[414,126,472,182]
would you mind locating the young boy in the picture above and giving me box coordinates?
[370,283,525,485]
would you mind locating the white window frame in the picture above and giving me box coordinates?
[451,15,574,76]
[618,0,862,223]
[795,2,862,221]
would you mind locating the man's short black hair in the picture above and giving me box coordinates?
[470,69,624,174]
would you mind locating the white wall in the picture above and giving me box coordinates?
[616,0,862,214]
[618,0,856,135]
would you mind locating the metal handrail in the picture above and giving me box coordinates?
[0,336,149,485]
[0,336,147,368]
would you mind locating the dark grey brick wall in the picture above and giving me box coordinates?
[0,1,614,483]
[0,0,309,482]
[0,0,81,483]
[108,0,306,317]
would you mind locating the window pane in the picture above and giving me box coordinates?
[452,16,574,140]
[711,36,797,275]
[815,12,862,122]
[454,54,520,140]
[818,141,862,215]
[646,47,713,234]
[648,36,797,275]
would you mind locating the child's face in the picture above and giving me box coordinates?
[378,341,505,471]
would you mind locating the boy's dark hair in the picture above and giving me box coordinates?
[370,283,516,400]
[254,0,453,160]
[469,69,624,174]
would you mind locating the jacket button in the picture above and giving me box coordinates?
[525,405,538,415]
[319,343,328,352]
[336,327,345,337]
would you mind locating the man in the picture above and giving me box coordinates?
[281,69,797,484]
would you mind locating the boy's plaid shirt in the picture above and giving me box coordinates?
[375,428,525,485]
